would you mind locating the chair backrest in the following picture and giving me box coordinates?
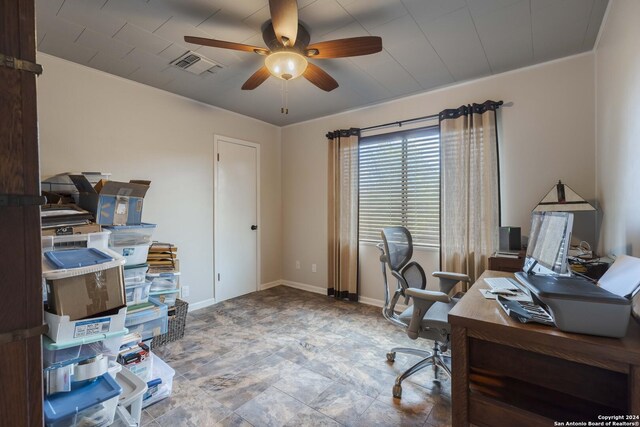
[379,227,427,320]
[381,227,413,273]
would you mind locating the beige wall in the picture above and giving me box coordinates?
[282,54,596,301]
[37,53,282,307]
[595,0,640,258]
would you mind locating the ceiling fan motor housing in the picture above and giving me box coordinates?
[262,22,310,53]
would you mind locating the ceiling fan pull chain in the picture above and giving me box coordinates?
[281,80,285,114]
[285,80,289,114]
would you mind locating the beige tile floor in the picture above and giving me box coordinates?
[145,286,452,427]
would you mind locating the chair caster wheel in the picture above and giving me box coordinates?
[386,352,396,362]
[392,384,402,398]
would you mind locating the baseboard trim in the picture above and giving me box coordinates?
[259,280,282,291]
[280,280,326,295]
[358,296,408,312]
[188,298,216,312]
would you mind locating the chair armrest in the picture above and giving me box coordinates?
[405,288,451,303]
[404,289,451,339]
[432,271,470,282]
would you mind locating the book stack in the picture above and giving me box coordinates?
[147,242,179,273]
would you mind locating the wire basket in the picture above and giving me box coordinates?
[152,298,188,348]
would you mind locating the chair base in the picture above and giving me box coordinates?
[388,343,451,398]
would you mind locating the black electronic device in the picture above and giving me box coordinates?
[497,296,554,326]
[499,226,521,251]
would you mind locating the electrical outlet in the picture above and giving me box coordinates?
[296,260,301,269]
[182,286,190,298]
[312,264,317,273]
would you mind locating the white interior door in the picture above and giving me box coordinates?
[215,137,259,302]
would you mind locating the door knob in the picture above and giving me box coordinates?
[251,225,258,230]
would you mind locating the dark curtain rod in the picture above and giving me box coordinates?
[360,100,504,133]
[360,113,439,133]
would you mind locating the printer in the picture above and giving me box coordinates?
[515,271,633,338]
[512,212,640,338]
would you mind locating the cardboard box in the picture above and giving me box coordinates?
[69,175,150,225]
[42,223,102,237]
[46,265,126,321]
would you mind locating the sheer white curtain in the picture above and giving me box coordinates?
[327,129,359,301]
[440,101,501,283]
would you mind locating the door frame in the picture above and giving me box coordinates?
[213,134,261,301]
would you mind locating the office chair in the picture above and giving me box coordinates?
[378,227,470,398]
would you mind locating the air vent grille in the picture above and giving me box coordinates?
[170,51,222,75]
[174,54,201,69]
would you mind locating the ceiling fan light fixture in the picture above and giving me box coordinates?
[265,51,308,81]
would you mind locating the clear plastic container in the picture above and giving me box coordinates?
[146,272,180,292]
[125,299,168,341]
[142,353,175,408]
[104,223,156,246]
[43,331,125,369]
[125,281,151,306]
[44,373,121,427]
[149,290,179,307]
[123,263,148,285]
[110,243,150,266]
[42,231,111,253]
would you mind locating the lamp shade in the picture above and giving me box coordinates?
[533,180,595,212]
[265,51,308,81]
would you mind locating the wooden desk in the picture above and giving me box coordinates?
[449,270,640,426]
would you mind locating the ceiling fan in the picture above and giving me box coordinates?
[183,0,383,92]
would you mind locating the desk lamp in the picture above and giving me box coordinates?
[533,180,595,212]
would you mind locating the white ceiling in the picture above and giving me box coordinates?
[36,0,608,126]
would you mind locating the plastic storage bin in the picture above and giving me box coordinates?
[124,263,148,286]
[104,223,156,246]
[42,231,111,253]
[149,290,178,307]
[115,366,148,427]
[146,272,180,292]
[44,373,121,427]
[142,353,175,408]
[104,224,156,265]
[43,331,126,369]
[45,306,128,343]
[125,281,151,306]
[125,299,168,341]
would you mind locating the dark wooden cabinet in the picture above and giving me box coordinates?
[488,252,525,272]
[0,1,43,426]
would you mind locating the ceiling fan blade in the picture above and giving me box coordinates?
[184,36,269,55]
[269,0,299,46]
[303,63,338,92]
[242,66,271,90]
[306,36,382,58]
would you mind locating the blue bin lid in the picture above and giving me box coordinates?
[103,223,157,230]
[44,248,113,269]
[44,373,122,423]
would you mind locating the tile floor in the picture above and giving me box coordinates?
[145,286,452,427]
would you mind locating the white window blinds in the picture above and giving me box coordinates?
[359,125,440,247]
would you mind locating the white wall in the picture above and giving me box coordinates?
[37,53,282,308]
[282,54,596,302]
[595,0,640,258]
[594,0,640,317]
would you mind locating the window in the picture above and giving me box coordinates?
[359,125,440,247]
